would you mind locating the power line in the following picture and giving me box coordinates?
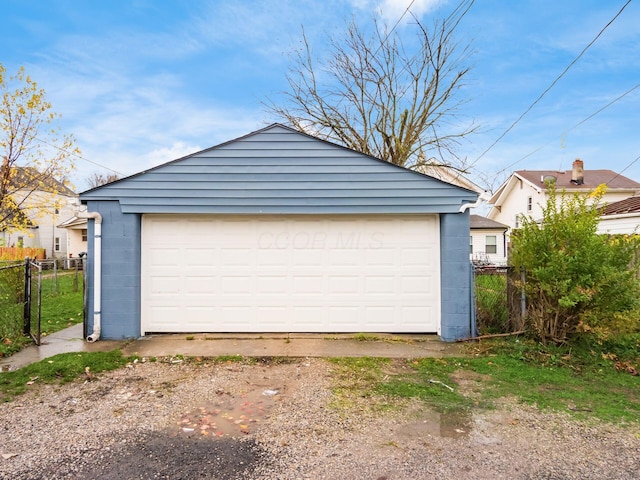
[475,0,633,163]
[493,82,640,177]
[608,155,640,184]
[31,135,124,176]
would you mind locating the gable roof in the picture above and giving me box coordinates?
[602,196,640,216]
[81,123,478,215]
[8,167,76,197]
[489,168,640,207]
[515,169,640,191]
[470,214,508,230]
[417,164,486,194]
[0,205,35,229]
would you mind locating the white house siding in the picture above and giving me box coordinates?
[597,215,640,235]
[6,190,76,258]
[470,228,507,265]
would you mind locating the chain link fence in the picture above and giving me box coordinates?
[473,265,525,335]
[1,257,84,349]
[0,262,25,342]
[38,258,84,297]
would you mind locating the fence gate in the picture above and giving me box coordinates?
[23,258,42,345]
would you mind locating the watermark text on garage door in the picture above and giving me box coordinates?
[257,231,384,249]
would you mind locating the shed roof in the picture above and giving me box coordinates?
[602,196,640,216]
[81,124,478,215]
[470,215,508,230]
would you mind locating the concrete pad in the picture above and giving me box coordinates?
[119,333,463,359]
[1,327,464,372]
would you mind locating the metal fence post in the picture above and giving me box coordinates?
[23,256,31,335]
[520,268,526,321]
[54,258,59,294]
[74,259,79,292]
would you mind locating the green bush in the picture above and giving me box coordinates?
[510,184,640,343]
[475,272,509,334]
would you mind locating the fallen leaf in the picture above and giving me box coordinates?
[1,453,19,460]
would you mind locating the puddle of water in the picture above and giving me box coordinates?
[177,388,277,438]
[397,410,472,439]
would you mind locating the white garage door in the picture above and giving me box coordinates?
[141,215,440,334]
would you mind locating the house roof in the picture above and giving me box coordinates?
[417,165,487,194]
[602,196,640,216]
[470,214,508,230]
[0,205,35,229]
[9,167,76,196]
[488,167,640,208]
[58,215,88,229]
[515,169,640,191]
[81,123,478,215]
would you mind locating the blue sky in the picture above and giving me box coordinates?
[2,0,639,192]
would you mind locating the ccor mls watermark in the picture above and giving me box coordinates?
[257,231,384,249]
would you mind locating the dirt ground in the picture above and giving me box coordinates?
[1,358,639,480]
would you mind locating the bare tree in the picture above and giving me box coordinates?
[86,172,120,189]
[266,0,477,171]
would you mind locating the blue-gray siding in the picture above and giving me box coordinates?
[81,125,477,214]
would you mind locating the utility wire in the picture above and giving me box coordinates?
[32,135,124,176]
[608,155,640,184]
[493,82,640,177]
[475,0,633,163]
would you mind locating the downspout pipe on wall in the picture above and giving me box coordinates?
[459,191,491,213]
[73,204,102,342]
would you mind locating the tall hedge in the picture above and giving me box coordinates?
[510,184,640,343]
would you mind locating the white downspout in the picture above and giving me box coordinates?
[74,206,102,342]
[459,191,491,213]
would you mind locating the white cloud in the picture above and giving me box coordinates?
[347,0,443,23]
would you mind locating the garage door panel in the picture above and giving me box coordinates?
[142,215,440,333]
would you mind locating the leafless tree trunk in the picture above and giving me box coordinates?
[266,0,478,171]
[86,172,120,189]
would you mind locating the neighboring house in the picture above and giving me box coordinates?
[488,159,640,230]
[418,164,487,195]
[0,167,77,258]
[57,215,88,257]
[598,196,640,234]
[79,123,479,342]
[470,215,508,265]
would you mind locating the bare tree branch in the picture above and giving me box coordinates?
[265,1,478,171]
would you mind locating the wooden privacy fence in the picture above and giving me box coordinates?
[0,247,46,261]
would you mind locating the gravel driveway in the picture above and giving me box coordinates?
[1,358,638,479]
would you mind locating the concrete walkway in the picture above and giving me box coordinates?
[0,324,464,372]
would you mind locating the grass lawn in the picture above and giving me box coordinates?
[0,350,129,401]
[329,334,640,425]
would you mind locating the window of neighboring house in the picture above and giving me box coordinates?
[470,236,473,254]
[515,214,520,228]
[55,237,61,252]
[527,196,533,212]
[81,229,88,242]
[486,235,497,254]
[17,237,24,248]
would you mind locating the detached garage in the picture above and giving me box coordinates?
[80,124,478,341]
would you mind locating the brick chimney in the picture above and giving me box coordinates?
[571,159,584,185]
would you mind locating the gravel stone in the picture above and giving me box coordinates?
[0,358,638,479]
